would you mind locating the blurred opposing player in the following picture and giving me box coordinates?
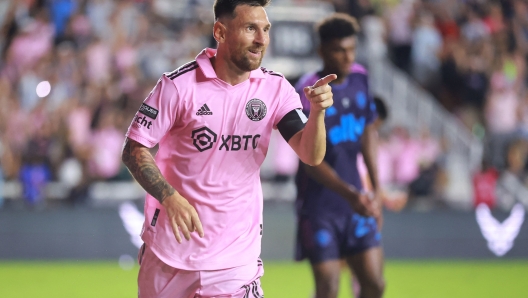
[121,0,336,297]
[295,14,385,298]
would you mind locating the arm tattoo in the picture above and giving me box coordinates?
[122,139,175,203]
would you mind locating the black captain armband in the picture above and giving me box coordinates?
[277,109,308,142]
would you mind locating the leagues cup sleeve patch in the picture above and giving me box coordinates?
[139,103,159,119]
[245,98,267,121]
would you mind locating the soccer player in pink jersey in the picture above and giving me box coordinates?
[121,1,337,297]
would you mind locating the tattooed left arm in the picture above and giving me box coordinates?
[121,138,175,204]
[121,138,204,243]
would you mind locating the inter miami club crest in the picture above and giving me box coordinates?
[245,98,267,121]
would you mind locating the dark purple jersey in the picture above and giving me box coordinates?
[295,63,377,215]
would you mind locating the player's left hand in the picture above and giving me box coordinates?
[162,193,204,244]
[303,74,337,112]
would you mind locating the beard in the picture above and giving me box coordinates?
[230,46,265,72]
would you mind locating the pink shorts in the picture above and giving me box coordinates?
[137,244,264,298]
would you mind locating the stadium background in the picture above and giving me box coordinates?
[1,0,528,297]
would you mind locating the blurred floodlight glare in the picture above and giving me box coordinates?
[36,81,51,97]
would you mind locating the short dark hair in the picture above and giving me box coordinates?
[374,96,388,121]
[213,0,271,20]
[317,13,360,43]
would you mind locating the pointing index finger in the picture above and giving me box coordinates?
[312,74,337,88]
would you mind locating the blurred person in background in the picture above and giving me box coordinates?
[411,10,442,92]
[380,122,447,210]
[295,13,384,298]
[484,48,525,136]
[437,2,463,112]
[386,0,415,73]
[406,129,447,209]
[473,158,499,208]
[495,138,528,210]
[460,5,490,44]
[458,40,492,121]
[518,93,528,139]
[483,1,506,35]
[484,46,525,169]
[388,125,421,186]
[504,139,528,181]
[512,0,528,76]
[0,76,24,181]
[48,0,77,43]
[19,107,55,207]
[360,7,387,61]
[88,107,126,181]
[358,96,408,213]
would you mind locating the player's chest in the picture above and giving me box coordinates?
[176,88,277,146]
[324,88,369,145]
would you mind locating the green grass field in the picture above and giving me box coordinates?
[0,260,526,298]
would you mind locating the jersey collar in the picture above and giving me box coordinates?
[195,48,266,80]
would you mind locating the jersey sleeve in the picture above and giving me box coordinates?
[273,78,304,128]
[125,74,180,148]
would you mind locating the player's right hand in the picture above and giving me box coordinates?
[303,74,337,112]
[348,191,381,218]
[162,194,204,244]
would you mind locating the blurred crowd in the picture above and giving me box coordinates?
[319,0,528,210]
[0,0,215,206]
[374,0,528,209]
[1,0,527,211]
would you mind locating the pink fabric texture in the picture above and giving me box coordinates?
[138,244,264,298]
[126,48,302,270]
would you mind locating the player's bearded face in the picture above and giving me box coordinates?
[227,5,270,72]
[230,44,267,72]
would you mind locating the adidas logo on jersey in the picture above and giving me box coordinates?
[196,104,213,116]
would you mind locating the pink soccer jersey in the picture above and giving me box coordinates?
[126,48,303,270]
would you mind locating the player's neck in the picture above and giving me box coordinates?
[211,55,250,86]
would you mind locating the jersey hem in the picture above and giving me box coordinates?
[142,234,259,271]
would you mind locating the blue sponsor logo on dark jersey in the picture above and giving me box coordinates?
[329,113,366,145]
[352,214,372,238]
[356,91,367,109]
[326,106,337,117]
[352,214,379,238]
